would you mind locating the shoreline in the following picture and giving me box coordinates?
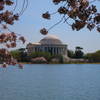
[20,62,100,64]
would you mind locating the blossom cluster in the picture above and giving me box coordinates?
[41,0,100,35]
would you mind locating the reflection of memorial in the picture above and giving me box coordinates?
[26,35,68,57]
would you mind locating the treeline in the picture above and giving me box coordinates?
[9,48,64,63]
[68,46,84,59]
[3,48,100,63]
[68,49,100,63]
[10,48,29,62]
[85,50,100,63]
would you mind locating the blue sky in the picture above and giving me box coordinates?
[10,0,100,53]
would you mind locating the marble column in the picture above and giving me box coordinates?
[59,47,62,54]
[52,47,54,55]
[56,47,58,55]
[54,48,55,55]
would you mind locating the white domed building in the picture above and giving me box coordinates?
[26,35,68,58]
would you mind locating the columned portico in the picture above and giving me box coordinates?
[26,35,68,58]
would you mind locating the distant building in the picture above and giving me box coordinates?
[26,35,68,58]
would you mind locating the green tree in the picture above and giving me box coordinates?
[10,50,21,61]
[10,48,28,62]
[67,49,74,58]
[74,46,84,58]
[85,50,100,62]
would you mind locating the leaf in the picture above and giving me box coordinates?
[40,28,48,35]
[42,12,50,20]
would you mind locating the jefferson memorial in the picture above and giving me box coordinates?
[26,35,68,58]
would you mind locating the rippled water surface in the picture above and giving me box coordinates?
[0,64,100,100]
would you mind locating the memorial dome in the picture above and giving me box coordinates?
[39,35,62,45]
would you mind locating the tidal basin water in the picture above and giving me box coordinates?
[0,64,100,100]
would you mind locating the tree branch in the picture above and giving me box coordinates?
[48,15,65,31]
